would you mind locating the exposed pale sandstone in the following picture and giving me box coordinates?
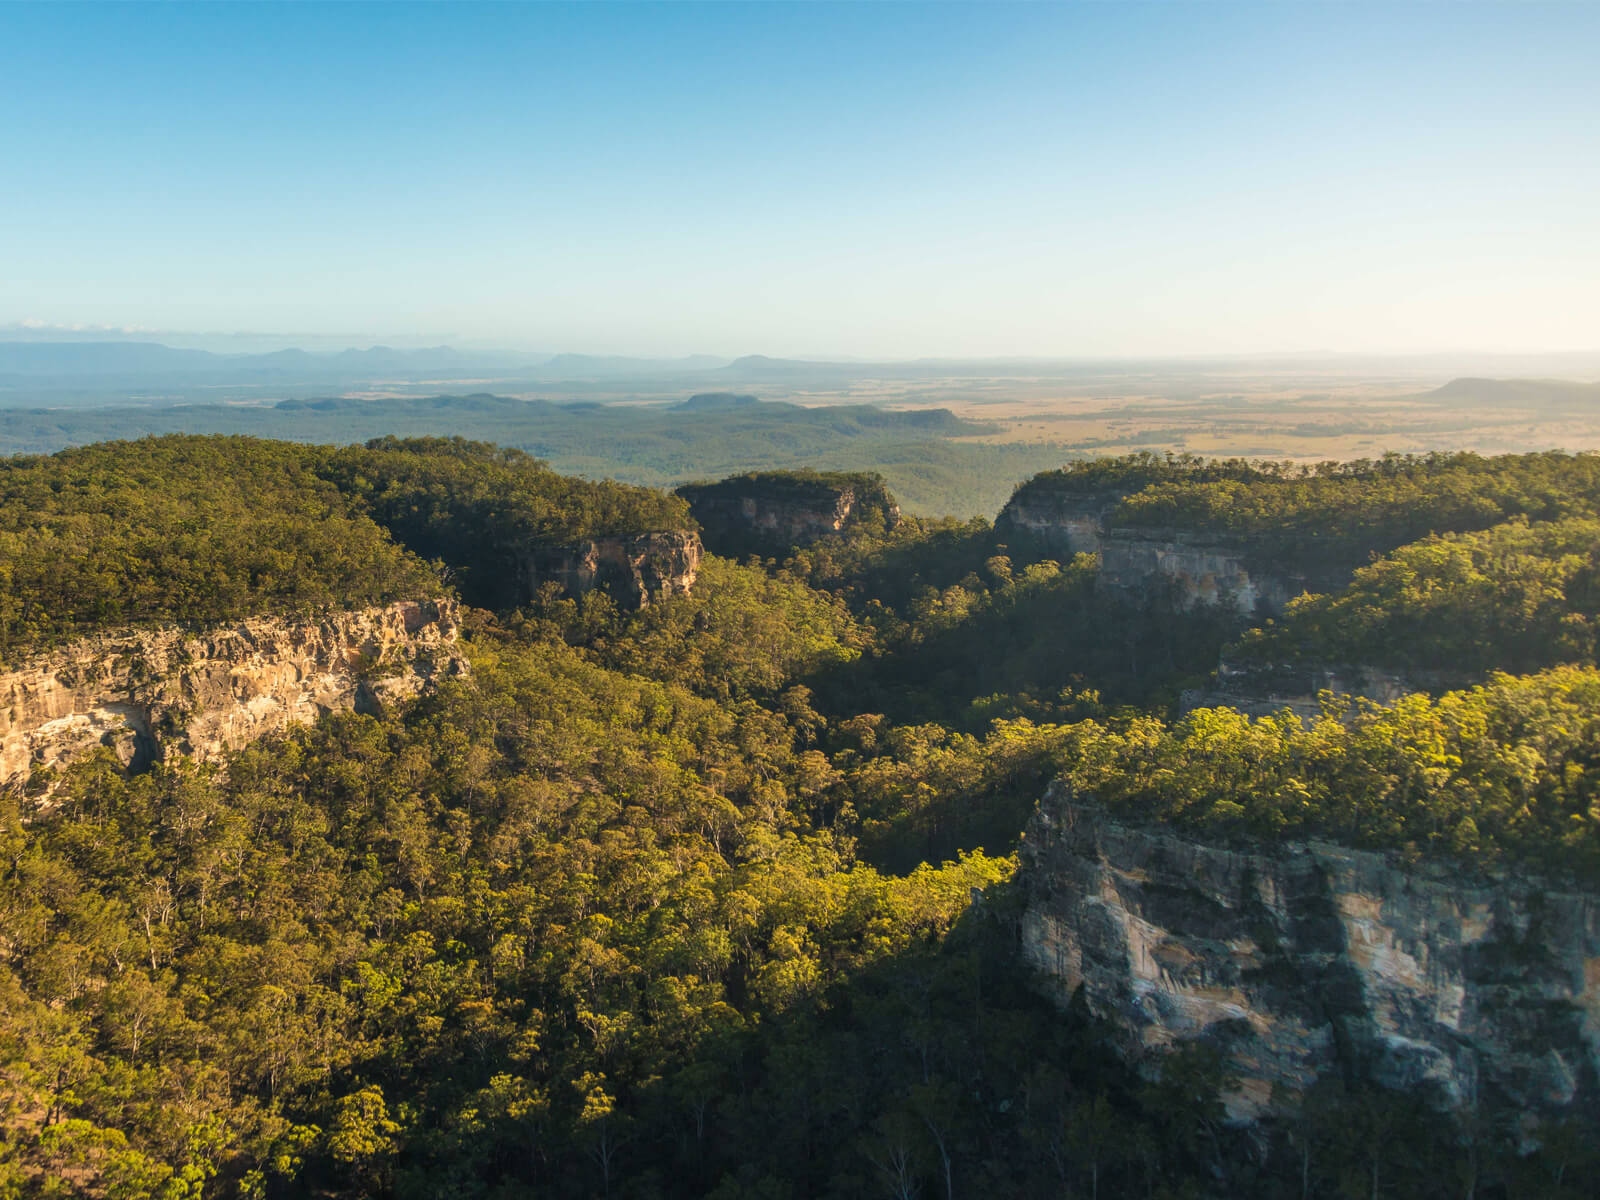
[0,599,465,800]
[677,474,899,555]
[1020,784,1600,1123]
[524,531,702,609]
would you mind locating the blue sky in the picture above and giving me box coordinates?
[3,1,1597,357]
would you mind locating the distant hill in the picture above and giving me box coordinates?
[0,341,220,374]
[677,392,762,411]
[1428,377,1600,408]
[0,339,515,379]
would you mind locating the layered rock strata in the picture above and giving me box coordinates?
[995,487,1338,616]
[524,531,702,609]
[1020,787,1600,1123]
[0,599,465,797]
[994,489,1121,557]
[678,474,899,555]
[1096,528,1318,616]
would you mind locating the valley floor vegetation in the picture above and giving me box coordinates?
[1,439,1596,1198]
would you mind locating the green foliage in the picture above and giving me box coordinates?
[1012,449,1276,497]
[1108,449,1600,567]
[323,436,691,609]
[597,556,869,702]
[1234,516,1600,675]
[0,394,1056,518]
[0,434,695,654]
[1057,666,1600,879]
[0,436,439,654]
[4,438,1596,1198]
[677,469,900,560]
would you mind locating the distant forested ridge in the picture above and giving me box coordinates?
[0,392,1067,517]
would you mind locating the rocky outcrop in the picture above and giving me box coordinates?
[1020,788,1600,1123]
[994,488,1120,557]
[523,531,702,609]
[0,599,465,798]
[677,472,900,556]
[996,486,1341,616]
[1096,528,1322,616]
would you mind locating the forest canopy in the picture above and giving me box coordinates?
[0,435,692,653]
[2,441,1598,1199]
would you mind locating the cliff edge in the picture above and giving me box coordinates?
[677,471,900,557]
[0,599,466,800]
[1020,786,1600,1123]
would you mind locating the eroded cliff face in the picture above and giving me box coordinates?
[1020,788,1600,1123]
[994,490,1114,556]
[996,488,1327,615]
[0,599,465,798]
[678,474,900,555]
[1096,529,1319,616]
[524,531,702,609]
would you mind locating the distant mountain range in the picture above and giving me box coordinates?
[0,340,739,382]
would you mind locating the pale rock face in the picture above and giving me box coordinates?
[0,599,466,800]
[995,489,1315,615]
[995,492,1115,556]
[679,478,900,553]
[1097,529,1309,616]
[1020,787,1600,1123]
[524,531,702,610]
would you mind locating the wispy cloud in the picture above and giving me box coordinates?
[9,319,156,335]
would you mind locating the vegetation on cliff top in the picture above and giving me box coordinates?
[0,434,692,653]
[1009,450,1600,572]
[1059,665,1600,879]
[1232,516,1600,677]
[0,436,441,653]
[676,469,900,558]
[1107,449,1600,563]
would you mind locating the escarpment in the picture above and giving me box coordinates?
[994,485,1119,556]
[997,481,1349,616]
[523,530,702,609]
[0,599,465,799]
[677,470,900,556]
[1020,788,1600,1123]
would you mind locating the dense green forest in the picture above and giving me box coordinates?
[2,440,1597,1198]
[1055,665,1600,877]
[1231,516,1600,676]
[0,436,686,653]
[1105,450,1600,566]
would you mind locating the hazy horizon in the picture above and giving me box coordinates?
[6,1,1598,360]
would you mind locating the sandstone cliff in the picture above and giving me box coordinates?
[523,531,702,609]
[997,485,1339,616]
[1097,527,1325,616]
[994,486,1120,557]
[677,472,900,556]
[1020,787,1600,1123]
[0,599,465,798]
